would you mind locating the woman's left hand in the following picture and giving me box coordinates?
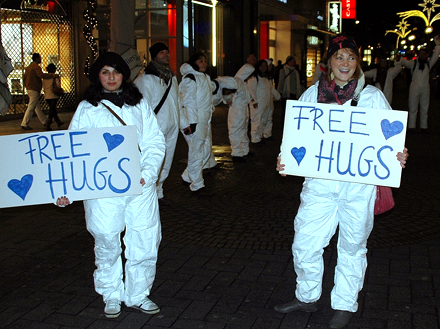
[396,147,409,168]
[140,178,145,186]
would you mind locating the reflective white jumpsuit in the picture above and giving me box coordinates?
[290,82,391,312]
[179,63,214,191]
[247,74,280,142]
[134,72,180,199]
[397,44,440,128]
[363,65,401,105]
[69,98,165,307]
[223,64,254,156]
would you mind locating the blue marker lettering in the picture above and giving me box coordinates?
[337,142,356,176]
[108,158,131,193]
[374,146,393,179]
[315,140,335,173]
[329,109,345,133]
[46,162,67,199]
[70,161,95,191]
[293,106,313,130]
[19,135,39,165]
[37,135,52,163]
[349,111,369,136]
[310,107,324,133]
[51,133,69,160]
[70,131,90,158]
[94,157,107,190]
[358,146,375,177]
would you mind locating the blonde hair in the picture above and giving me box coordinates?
[326,48,362,84]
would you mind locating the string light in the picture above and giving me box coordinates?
[82,0,98,75]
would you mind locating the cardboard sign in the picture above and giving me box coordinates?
[280,100,408,188]
[0,126,142,208]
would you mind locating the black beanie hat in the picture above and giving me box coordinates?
[149,42,169,60]
[89,52,131,84]
[327,35,359,60]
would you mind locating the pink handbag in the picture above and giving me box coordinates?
[374,186,395,215]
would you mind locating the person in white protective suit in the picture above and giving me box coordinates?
[363,57,401,105]
[179,52,216,192]
[56,52,165,319]
[135,42,180,205]
[223,63,255,162]
[274,36,409,329]
[247,59,280,143]
[395,35,440,132]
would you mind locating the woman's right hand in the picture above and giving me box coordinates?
[56,196,71,207]
[277,156,287,177]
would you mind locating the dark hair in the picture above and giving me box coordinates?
[83,80,143,107]
[46,63,56,73]
[32,53,40,62]
[186,52,207,71]
[254,59,268,78]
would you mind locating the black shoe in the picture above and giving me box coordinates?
[274,298,318,313]
[264,136,274,141]
[182,180,191,186]
[244,152,255,157]
[158,197,172,205]
[252,141,264,147]
[420,128,430,135]
[191,187,213,197]
[329,310,352,329]
[407,128,416,134]
[21,125,32,130]
[46,125,53,131]
[232,156,246,163]
[57,121,64,128]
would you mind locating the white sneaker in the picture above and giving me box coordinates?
[131,297,160,314]
[104,299,121,318]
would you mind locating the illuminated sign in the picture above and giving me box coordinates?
[20,0,49,11]
[328,2,342,33]
[306,58,314,78]
[342,0,356,19]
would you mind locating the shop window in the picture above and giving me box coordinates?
[1,9,75,115]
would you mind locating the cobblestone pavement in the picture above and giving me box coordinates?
[1,75,440,328]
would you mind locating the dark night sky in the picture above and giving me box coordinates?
[345,0,440,54]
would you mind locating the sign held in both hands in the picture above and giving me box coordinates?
[280,100,408,188]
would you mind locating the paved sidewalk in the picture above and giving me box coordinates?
[1,77,440,328]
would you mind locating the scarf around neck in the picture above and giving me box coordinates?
[317,72,365,105]
[145,60,175,84]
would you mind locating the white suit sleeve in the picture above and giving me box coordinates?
[429,45,440,68]
[179,76,198,124]
[272,85,281,101]
[363,68,377,80]
[247,76,258,103]
[139,99,165,187]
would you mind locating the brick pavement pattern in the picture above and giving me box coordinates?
[1,74,440,328]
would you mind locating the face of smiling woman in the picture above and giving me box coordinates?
[330,49,358,87]
[99,65,123,92]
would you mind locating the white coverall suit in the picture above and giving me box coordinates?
[289,82,391,312]
[363,65,401,105]
[222,64,254,157]
[397,44,440,129]
[247,74,280,142]
[179,63,215,191]
[134,72,180,199]
[69,98,165,306]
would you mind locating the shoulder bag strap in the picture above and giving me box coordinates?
[154,80,173,115]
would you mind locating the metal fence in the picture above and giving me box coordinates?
[1,9,75,115]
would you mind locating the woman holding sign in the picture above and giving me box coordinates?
[57,52,165,319]
[274,36,409,329]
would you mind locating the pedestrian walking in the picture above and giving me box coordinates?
[56,51,165,319]
[135,42,180,205]
[21,53,54,130]
[42,63,64,131]
[275,35,409,329]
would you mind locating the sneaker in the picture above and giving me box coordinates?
[21,125,32,130]
[131,297,160,314]
[104,299,121,318]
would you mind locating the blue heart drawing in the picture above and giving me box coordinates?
[103,133,124,152]
[8,174,33,201]
[381,119,404,140]
[291,147,306,165]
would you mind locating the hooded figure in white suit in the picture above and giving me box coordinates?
[135,42,181,204]
[179,53,216,192]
